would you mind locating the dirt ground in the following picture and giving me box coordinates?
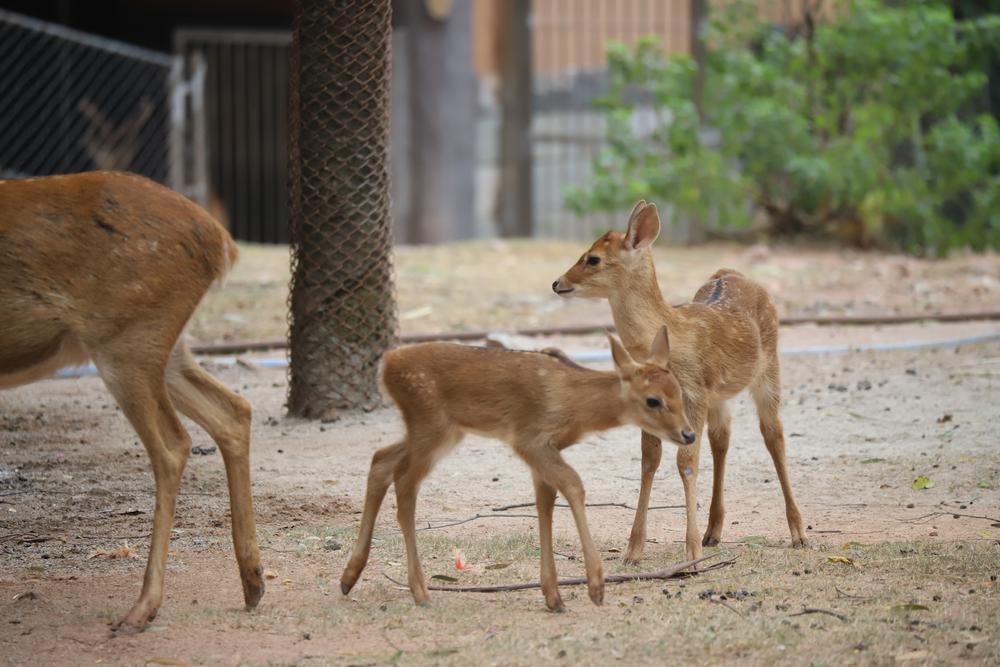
[2,241,1000,666]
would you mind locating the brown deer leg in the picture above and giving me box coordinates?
[340,441,407,594]
[703,402,731,547]
[676,404,707,562]
[623,431,662,565]
[95,351,190,634]
[521,444,604,606]
[531,471,563,612]
[752,367,806,547]
[393,427,456,606]
[165,345,263,610]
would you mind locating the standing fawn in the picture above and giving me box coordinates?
[0,171,263,633]
[340,329,695,612]
[553,201,805,564]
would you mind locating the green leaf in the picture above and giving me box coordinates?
[431,574,458,583]
[860,458,887,464]
[485,562,512,570]
[912,476,935,490]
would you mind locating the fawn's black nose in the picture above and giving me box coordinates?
[682,430,696,445]
[551,280,560,293]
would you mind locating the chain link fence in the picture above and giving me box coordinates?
[287,0,397,418]
[0,9,206,205]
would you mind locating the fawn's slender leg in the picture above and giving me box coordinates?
[623,431,662,564]
[531,471,563,611]
[702,401,732,547]
[752,363,806,547]
[676,402,707,562]
[165,344,264,609]
[521,444,604,606]
[393,427,457,605]
[340,441,408,594]
[95,347,191,633]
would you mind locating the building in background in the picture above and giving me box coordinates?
[0,0,819,243]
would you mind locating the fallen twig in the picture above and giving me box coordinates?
[709,598,744,616]
[491,501,684,512]
[898,511,1000,525]
[384,553,735,593]
[835,587,870,600]
[415,513,538,531]
[788,607,850,623]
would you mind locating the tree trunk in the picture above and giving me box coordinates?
[495,0,533,238]
[401,0,477,243]
[287,0,397,418]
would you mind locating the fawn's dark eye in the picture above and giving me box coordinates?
[586,256,601,266]
[646,397,661,409]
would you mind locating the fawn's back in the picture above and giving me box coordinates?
[382,343,621,443]
[0,171,237,386]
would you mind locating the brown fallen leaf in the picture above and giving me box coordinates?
[89,542,135,559]
[827,556,854,565]
[937,414,952,424]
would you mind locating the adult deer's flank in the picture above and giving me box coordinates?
[553,201,806,564]
[340,330,694,611]
[0,171,263,633]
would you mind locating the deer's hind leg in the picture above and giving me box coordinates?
[165,344,264,610]
[531,470,563,611]
[751,362,806,547]
[393,423,463,605]
[340,439,408,594]
[702,402,731,547]
[92,339,191,634]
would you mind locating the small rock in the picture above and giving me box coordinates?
[191,445,216,456]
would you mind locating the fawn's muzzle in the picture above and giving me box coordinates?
[681,430,696,445]
[552,279,574,295]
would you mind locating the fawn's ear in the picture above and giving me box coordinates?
[649,325,671,367]
[624,202,661,251]
[607,332,638,380]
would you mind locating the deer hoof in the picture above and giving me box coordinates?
[588,582,605,607]
[701,535,720,547]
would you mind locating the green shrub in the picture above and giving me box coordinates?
[567,0,1000,255]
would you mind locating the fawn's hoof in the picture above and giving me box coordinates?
[588,582,605,607]
[111,620,145,637]
[621,545,644,566]
[243,566,266,610]
[791,537,807,548]
[701,535,720,547]
[545,593,566,613]
[113,603,157,637]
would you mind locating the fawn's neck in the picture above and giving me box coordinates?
[607,257,676,356]
[565,371,629,434]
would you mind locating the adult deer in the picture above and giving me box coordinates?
[552,201,805,563]
[0,171,263,633]
[340,329,695,612]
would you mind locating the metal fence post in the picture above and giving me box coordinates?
[287,0,398,419]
